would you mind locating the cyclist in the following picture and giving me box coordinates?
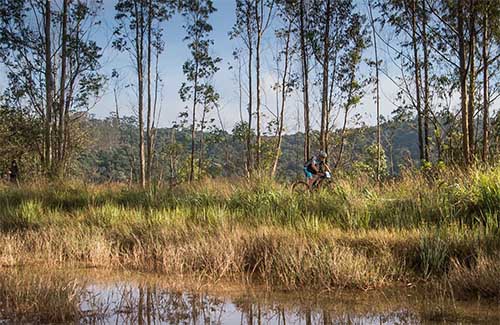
[303,150,332,188]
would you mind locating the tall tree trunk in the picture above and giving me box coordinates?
[44,0,53,175]
[457,1,470,166]
[245,7,253,176]
[411,0,424,162]
[146,0,153,185]
[199,100,207,175]
[134,1,146,187]
[299,0,310,161]
[169,128,177,181]
[56,0,68,175]
[320,0,331,153]
[468,0,476,160]
[189,61,199,182]
[237,52,244,123]
[271,20,292,178]
[255,1,262,169]
[482,9,489,162]
[369,2,381,181]
[151,39,161,168]
[335,74,355,168]
[422,0,431,162]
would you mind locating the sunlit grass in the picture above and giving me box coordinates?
[0,166,500,298]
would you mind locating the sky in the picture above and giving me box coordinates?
[0,0,404,133]
[90,0,403,133]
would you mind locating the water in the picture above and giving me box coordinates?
[2,269,500,324]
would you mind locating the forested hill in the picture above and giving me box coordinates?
[75,116,419,183]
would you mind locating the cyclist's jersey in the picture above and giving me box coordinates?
[304,156,325,174]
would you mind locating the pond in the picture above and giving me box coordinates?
[1,268,500,324]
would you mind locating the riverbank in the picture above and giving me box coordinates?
[1,167,500,299]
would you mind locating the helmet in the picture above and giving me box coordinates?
[318,150,327,158]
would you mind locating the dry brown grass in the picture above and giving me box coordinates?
[0,269,85,323]
[448,254,500,299]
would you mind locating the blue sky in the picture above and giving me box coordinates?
[92,0,402,133]
[0,0,401,132]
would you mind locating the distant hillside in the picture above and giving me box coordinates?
[75,117,419,183]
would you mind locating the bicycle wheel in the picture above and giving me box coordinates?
[318,179,334,191]
[292,181,310,194]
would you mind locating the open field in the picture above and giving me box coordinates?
[1,167,500,300]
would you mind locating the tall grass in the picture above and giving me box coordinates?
[0,269,85,322]
[1,166,500,298]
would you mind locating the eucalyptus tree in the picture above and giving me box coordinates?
[0,0,105,177]
[378,0,500,166]
[309,0,369,162]
[368,1,382,181]
[270,0,296,178]
[230,0,256,175]
[178,0,221,182]
[298,0,312,161]
[478,1,500,162]
[377,0,425,162]
[253,0,275,169]
[114,0,172,187]
[334,11,369,167]
[198,83,220,175]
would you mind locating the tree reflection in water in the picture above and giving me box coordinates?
[3,269,498,323]
[81,283,423,324]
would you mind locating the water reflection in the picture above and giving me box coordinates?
[1,268,498,324]
[79,281,479,324]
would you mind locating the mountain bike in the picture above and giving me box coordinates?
[292,171,333,194]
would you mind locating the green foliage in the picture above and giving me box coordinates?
[352,143,388,179]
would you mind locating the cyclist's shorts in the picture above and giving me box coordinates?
[303,167,313,179]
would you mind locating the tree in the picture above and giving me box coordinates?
[0,0,105,177]
[198,84,220,174]
[368,1,382,182]
[309,0,367,163]
[298,0,311,161]
[114,0,171,187]
[421,0,431,162]
[271,1,295,178]
[317,0,331,153]
[178,0,221,182]
[482,2,489,162]
[44,0,53,174]
[253,0,275,169]
[230,0,256,176]
[335,14,369,167]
